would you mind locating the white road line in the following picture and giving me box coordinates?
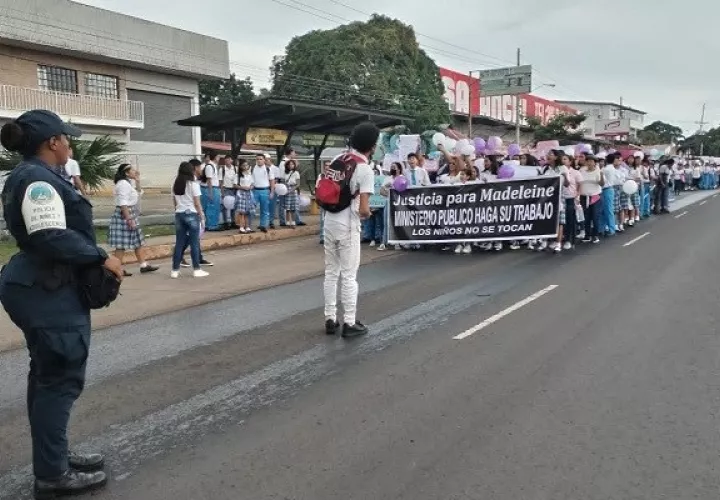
[623,232,650,247]
[453,285,559,340]
[713,194,718,199]
[674,211,689,219]
[700,200,707,206]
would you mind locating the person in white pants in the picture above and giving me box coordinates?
[323,122,378,338]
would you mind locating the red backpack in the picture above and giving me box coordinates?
[315,153,364,213]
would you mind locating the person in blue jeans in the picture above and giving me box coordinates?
[170,162,209,279]
[251,153,275,232]
[178,159,213,268]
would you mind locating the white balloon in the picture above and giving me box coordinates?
[622,180,638,195]
[432,132,445,146]
[461,144,475,156]
[564,146,575,157]
[445,138,457,152]
[274,184,288,196]
[299,194,311,208]
[633,150,644,158]
[457,139,470,149]
[223,195,235,211]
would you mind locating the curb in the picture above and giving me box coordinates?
[118,224,320,264]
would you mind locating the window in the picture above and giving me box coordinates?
[84,73,119,99]
[37,65,78,94]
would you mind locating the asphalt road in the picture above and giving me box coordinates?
[1,191,719,499]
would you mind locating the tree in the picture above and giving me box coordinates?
[198,73,256,113]
[638,120,684,145]
[680,127,720,156]
[271,14,450,132]
[0,136,125,190]
[527,113,586,143]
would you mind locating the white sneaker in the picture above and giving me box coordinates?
[170,270,180,279]
[635,216,640,222]
[377,244,386,251]
[578,231,586,240]
[463,244,472,254]
[563,241,573,250]
[369,241,376,248]
[538,240,548,251]
[510,242,521,250]
[494,242,503,252]
[480,242,492,251]
[454,244,463,254]
[193,269,209,278]
[528,240,536,250]
[627,220,634,227]
[552,242,562,253]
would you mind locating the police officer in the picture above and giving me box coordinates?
[0,110,123,498]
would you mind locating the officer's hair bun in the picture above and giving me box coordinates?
[0,121,25,152]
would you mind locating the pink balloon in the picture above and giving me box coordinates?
[487,136,503,152]
[393,175,408,192]
[507,143,521,157]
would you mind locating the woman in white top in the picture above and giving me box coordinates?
[234,159,255,233]
[108,164,159,276]
[283,160,301,227]
[578,155,605,244]
[171,162,208,278]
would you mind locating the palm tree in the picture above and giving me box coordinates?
[0,135,125,190]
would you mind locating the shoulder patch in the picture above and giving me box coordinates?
[21,181,66,234]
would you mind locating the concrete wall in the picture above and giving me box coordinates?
[451,116,536,148]
[0,0,229,79]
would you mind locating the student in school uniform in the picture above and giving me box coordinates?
[283,160,301,227]
[234,159,255,233]
[220,155,238,230]
[200,153,221,231]
[601,154,620,235]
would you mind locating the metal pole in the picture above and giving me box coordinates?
[515,48,521,146]
[468,71,473,137]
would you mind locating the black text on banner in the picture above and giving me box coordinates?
[387,176,561,244]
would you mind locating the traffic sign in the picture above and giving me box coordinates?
[477,65,532,97]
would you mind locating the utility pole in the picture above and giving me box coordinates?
[697,103,707,156]
[515,47,521,146]
[468,71,474,137]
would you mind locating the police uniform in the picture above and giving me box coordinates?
[0,110,107,497]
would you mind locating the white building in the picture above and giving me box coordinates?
[556,100,646,142]
[0,0,229,187]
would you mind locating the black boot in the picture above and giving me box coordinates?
[34,470,107,499]
[342,322,368,338]
[69,451,105,473]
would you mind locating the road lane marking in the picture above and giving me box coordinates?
[700,200,707,206]
[453,285,559,340]
[674,211,689,219]
[623,232,650,247]
[713,194,718,198]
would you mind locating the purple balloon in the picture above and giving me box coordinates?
[507,143,521,157]
[473,137,486,154]
[497,165,515,179]
[487,136,503,153]
[393,175,408,192]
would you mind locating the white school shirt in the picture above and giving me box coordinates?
[323,151,375,229]
[693,167,702,179]
[222,166,238,189]
[405,166,430,187]
[64,158,81,179]
[252,165,273,188]
[114,179,139,207]
[204,163,220,187]
[237,173,254,189]
[438,173,460,184]
[174,181,202,213]
[269,164,283,182]
[285,170,300,187]
[579,168,602,196]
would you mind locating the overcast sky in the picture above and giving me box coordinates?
[79,0,718,134]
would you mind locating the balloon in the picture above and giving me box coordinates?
[299,194,311,209]
[457,138,470,149]
[650,149,660,157]
[580,143,593,154]
[199,224,205,238]
[432,132,445,146]
[497,161,516,179]
[623,180,638,195]
[445,138,458,152]
[474,137,486,154]
[487,136,503,152]
[564,146,576,157]
[223,195,235,211]
[393,175,408,192]
[507,143,521,157]
[633,150,644,158]
[275,184,288,196]
[461,144,475,156]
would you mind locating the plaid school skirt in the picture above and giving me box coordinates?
[613,186,631,211]
[108,206,145,250]
[284,188,299,212]
[630,191,641,210]
[235,189,256,215]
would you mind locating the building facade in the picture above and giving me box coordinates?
[0,0,229,187]
[556,100,646,142]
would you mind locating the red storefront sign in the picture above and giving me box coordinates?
[439,67,576,125]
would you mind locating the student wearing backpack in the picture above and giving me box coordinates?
[317,123,378,338]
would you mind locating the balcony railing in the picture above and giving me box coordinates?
[0,85,144,128]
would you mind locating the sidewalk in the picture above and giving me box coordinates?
[0,237,399,353]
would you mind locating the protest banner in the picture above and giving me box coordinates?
[387,176,561,244]
[369,175,387,209]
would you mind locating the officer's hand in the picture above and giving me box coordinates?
[104,256,124,282]
[359,209,372,220]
